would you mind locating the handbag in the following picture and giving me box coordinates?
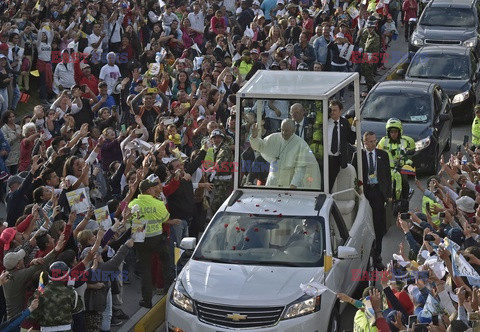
[84,285,109,312]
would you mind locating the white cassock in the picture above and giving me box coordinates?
[250,133,321,189]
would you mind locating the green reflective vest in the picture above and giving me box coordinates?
[472,117,480,146]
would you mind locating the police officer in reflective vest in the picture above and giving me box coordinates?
[377,118,415,212]
[472,105,480,148]
[128,174,181,308]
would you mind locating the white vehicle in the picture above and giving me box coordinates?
[166,71,376,332]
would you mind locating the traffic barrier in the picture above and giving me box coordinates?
[134,296,167,332]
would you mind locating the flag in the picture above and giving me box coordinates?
[34,0,41,10]
[324,254,332,274]
[300,282,332,296]
[30,70,40,77]
[423,294,444,316]
[174,247,184,264]
[37,271,45,294]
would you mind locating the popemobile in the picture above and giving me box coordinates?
[166,71,376,332]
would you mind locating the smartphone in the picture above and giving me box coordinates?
[426,202,430,213]
[457,144,462,153]
[464,135,470,146]
[439,212,445,219]
[414,323,429,332]
[432,315,439,326]
[424,234,435,241]
[400,212,410,220]
[408,315,417,328]
[121,124,126,133]
[81,85,86,92]
[147,87,158,94]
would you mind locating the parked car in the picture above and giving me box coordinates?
[409,0,480,55]
[358,81,453,174]
[398,45,480,121]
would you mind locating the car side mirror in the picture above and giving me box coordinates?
[180,237,197,250]
[396,69,405,77]
[337,246,359,259]
[439,113,450,122]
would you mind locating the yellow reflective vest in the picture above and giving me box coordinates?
[472,117,480,146]
[128,194,170,237]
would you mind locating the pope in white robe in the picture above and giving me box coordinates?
[250,119,322,189]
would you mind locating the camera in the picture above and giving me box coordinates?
[400,212,410,220]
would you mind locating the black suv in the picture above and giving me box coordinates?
[409,0,480,55]
[358,81,453,174]
[399,45,480,121]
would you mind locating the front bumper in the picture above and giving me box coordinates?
[450,94,475,121]
[166,301,327,332]
[412,141,437,173]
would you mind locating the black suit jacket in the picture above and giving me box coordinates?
[337,116,356,167]
[353,148,392,200]
[294,117,314,143]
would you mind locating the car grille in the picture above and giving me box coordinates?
[196,301,284,329]
[424,39,461,45]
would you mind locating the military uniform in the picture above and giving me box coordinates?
[210,141,233,214]
[358,28,381,91]
[30,281,81,330]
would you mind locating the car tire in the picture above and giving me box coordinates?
[444,131,452,152]
[328,307,340,332]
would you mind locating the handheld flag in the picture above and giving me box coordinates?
[30,70,40,77]
[37,271,45,294]
[174,247,184,264]
[324,252,332,274]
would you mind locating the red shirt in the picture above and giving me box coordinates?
[18,139,33,172]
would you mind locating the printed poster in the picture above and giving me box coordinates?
[95,206,112,231]
[66,188,91,214]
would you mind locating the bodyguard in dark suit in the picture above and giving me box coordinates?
[353,131,392,270]
[290,103,314,144]
[328,100,356,192]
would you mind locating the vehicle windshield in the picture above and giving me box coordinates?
[362,92,432,123]
[192,212,325,267]
[420,7,475,27]
[238,98,324,191]
[408,54,470,80]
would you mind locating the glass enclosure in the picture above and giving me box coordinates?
[192,212,325,267]
[237,97,324,191]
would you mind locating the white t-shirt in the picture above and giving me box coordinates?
[99,64,121,95]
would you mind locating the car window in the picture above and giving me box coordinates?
[471,52,478,74]
[193,212,326,267]
[408,53,470,80]
[329,204,348,255]
[434,89,442,113]
[420,7,475,27]
[362,92,432,123]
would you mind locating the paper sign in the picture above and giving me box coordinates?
[66,188,91,214]
[94,206,112,231]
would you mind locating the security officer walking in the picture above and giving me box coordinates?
[358,18,380,94]
[209,129,233,214]
[128,174,181,308]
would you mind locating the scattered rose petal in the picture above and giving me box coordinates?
[255,204,260,207]
[278,200,282,202]
[236,226,240,232]
[254,228,259,232]
[232,246,236,250]
[304,231,308,235]
[241,228,245,232]
[278,213,283,217]
[245,237,250,242]
[237,200,241,202]
[273,210,277,213]
[224,223,229,228]
[249,214,253,217]
[265,209,269,212]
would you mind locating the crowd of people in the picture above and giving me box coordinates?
[0,0,431,330]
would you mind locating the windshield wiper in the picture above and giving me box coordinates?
[193,257,229,264]
[362,117,382,121]
[242,261,303,267]
[408,75,432,78]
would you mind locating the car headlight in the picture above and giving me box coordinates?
[411,33,424,46]
[170,281,195,314]
[415,137,431,151]
[281,294,321,320]
[463,37,478,48]
[452,91,470,104]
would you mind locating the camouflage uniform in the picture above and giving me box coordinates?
[210,141,233,214]
[358,28,381,91]
[30,281,81,330]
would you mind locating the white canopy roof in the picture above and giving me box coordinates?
[238,70,359,100]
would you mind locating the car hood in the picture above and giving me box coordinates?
[181,260,321,306]
[404,77,471,96]
[361,120,432,143]
[417,25,475,40]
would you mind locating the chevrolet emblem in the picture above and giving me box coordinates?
[226,313,247,321]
